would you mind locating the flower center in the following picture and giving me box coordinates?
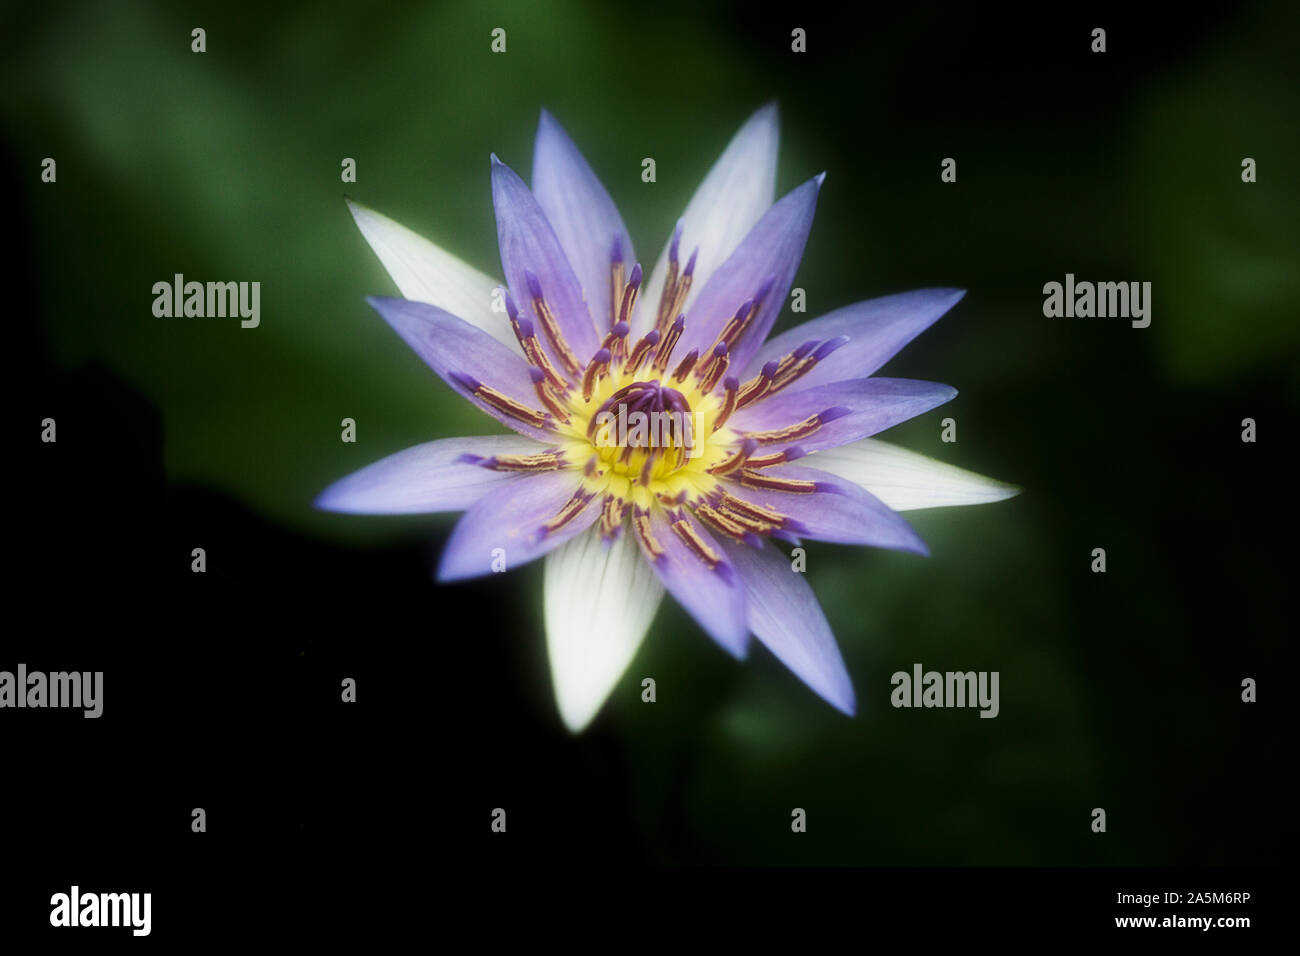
[589,379,693,468]
[469,224,832,543]
[534,230,743,513]
[557,356,731,535]
[579,371,718,488]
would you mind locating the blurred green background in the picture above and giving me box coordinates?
[5,0,1293,864]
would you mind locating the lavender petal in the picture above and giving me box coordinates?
[743,288,966,388]
[316,434,546,514]
[491,156,601,374]
[367,296,557,442]
[720,466,929,555]
[636,507,749,658]
[730,377,957,453]
[719,537,855,715]
[678,175,822,368]
[533,110,636,332]
[437,471,598,581]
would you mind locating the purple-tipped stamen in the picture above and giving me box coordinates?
[813,335,850,361]
[581,347,614,401]
[652,315,686,372]
[524,268,544,302]
[683,248,698,277]
[712,375,741,432]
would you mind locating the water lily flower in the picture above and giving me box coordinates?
[318,105,1018,731]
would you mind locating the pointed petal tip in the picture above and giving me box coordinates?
[312,477,410,516]
[750,100,779,126]
[924,382,960,404]
[556,701,598,733]
[814,171,827,189]
[928,287,967,309]
[536,108,563,141]
[824,682,857,716]
[434,557,472,585]
[993,481,1024,502]
[344,195,372,224]
[432,552,457,583]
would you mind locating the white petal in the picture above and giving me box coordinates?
[543,526,665,732]
[636,103,779,334]
[346,199,522,355]
[809,439,1021,512]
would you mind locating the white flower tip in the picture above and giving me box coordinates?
[556,694,602,734]
[489,151,503,167]
[814,170,827,189]
[344,195,372,225]
[345,199,403,258]
[989,480,1023,502]
[544,530,664,736]
[728,101,778,144]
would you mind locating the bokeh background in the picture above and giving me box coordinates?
[5,0,1294,869]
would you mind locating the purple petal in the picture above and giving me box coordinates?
[720,466,928,554]
[743,288,966,389]
[367,296,555,442]
[719,538,855,714]
[729,377,957,453]
[636,507,748,658]
[316,435,546,514]
[677,175,822,369]
[491,156,601,374]
[533,110,635,333]
[437,471,598,581]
